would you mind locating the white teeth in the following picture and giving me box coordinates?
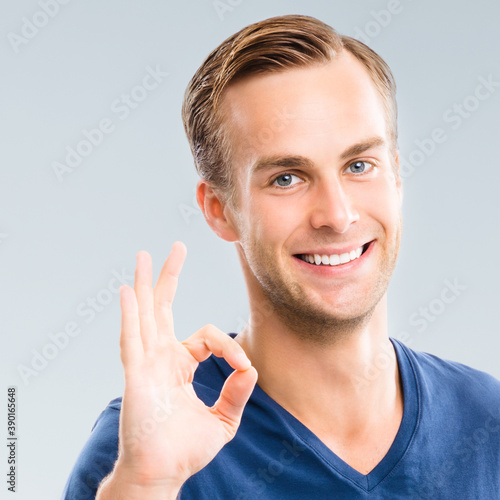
[339,252,350,264]
[329,254,340,265]
[301,244,366,266]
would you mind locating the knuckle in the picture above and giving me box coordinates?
[154,298,172,310]
[138,305,155,316]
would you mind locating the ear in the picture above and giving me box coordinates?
[393,150,403,206]
[196,179,239,242]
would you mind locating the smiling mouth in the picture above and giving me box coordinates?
[294,241,372,267]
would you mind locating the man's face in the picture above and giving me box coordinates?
[219,50,403,343]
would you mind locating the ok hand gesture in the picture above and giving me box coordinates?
[100,242,257,498]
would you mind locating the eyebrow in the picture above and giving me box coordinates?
[250,136,387,175]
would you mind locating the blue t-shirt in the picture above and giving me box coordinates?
[62,336,500,499]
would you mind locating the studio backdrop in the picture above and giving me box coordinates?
[1,0,499,498]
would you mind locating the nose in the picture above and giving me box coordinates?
[308,178,359,233]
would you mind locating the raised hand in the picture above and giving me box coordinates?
[98,241,257,498]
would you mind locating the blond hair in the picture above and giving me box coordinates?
[182,14,398,209]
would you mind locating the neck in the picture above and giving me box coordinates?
[235,293,403,439]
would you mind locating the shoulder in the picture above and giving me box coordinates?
[394,338,500,411]
[61,398,121,498]
[61,355,228,498]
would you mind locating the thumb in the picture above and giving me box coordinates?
[211,366,258,437]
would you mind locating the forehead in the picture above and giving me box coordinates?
[219,50,389,175]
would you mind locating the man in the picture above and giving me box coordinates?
[62,14,500,499]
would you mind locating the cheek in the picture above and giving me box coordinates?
[357,181,401,229]
[247,198,299,245]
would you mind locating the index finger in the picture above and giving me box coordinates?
[154,240,187,341]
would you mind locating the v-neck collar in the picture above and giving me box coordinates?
[221,334,420,492]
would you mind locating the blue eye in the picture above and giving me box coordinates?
[272,173,302,188]
[348,161,374,174]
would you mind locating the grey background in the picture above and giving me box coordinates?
[1,0,499,498]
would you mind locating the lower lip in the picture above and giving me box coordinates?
[293,240,376,277]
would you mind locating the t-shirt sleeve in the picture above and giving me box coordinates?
[61,398,121,500]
